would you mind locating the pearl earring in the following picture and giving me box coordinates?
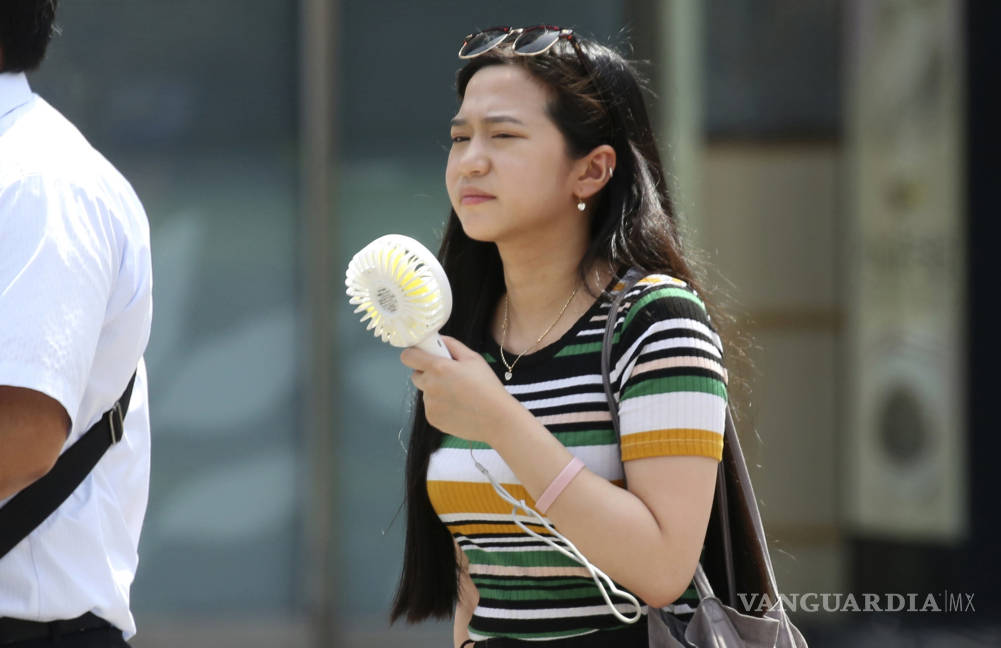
[577,198,586,212]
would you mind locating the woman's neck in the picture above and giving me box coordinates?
[494,226,611,351]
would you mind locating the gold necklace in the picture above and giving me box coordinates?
[499,283,580,381]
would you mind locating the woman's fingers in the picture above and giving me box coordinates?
[440,335,470,358]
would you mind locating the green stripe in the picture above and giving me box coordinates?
[472,576,593,588]
[624,287,706,331]
[552,428,616,447]
[466,549,582,568]
[476,586,601,601]
[482,352,496,363]
[555,332,619,358]
[622,375,727,401]
[440,435,491,450]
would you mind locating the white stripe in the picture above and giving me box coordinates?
[521,391,608,410]
[619,391,727,437]
[474,603,644,620]
[579,314,623,335]
[457,534,551,545]
[468,629,601,642]
[630,355,726,379]
[468,564,595,579]
[429,445,623,484]
[630,337,723,369]
[611,317,721,383]
[441,512,553,525]
[504,373,602,395]
[631,335,723,367]
[461,542,568,553]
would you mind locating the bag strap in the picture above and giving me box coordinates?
[599,268,644,427]
[721,405,781,599]
[600,270,774,607]
[0,372,137,559]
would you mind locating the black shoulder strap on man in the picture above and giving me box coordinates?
[0,372,137,559]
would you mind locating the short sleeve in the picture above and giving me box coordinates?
[612,277,728,462]
[0,175,115,428]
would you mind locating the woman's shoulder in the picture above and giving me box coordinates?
[617,272,710,323]
[608,270,721,354]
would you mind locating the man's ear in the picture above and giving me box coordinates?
[573,144,617,200]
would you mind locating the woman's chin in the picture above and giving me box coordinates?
[457,216,503,243]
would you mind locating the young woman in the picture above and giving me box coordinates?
[394,26,728,647]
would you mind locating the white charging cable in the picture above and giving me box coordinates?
[468,447,642,624]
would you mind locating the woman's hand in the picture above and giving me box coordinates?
[400,336,518,444]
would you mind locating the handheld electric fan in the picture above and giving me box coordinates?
[345,233,640,624]
[345,234,452,358]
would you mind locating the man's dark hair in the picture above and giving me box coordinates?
[0,0,58,73]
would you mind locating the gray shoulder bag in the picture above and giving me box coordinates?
[600,268,808,648]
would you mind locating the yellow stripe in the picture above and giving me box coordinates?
[621,429,723,461]
[429,481,538,515]
[448,522,557,536]
[428,478,627,519]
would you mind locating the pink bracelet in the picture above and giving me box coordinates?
[535,457,586,514]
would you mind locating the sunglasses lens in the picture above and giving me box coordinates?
[459,28,510,58]
[513,28,560,55]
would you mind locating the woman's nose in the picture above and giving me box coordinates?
[455,139,490,177]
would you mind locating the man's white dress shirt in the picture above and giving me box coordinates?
[0,71,152,639]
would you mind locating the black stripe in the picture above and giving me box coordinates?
[477,595,614,611]
[457,536,568,548]
[471,611,638,633]
[621,300,710,340]
[631,326,715,345]
[527,402,609,418]
[447,520,553,530]
[635,346,722,362]
[460,540,565,550]
[471,574,599,585]
[544,421,615,434]
[625,366,725,383]
[455,532,550,541]
[474,584,604,592]
[509,382,606,401]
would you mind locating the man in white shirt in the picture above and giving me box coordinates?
[0,1,153,646]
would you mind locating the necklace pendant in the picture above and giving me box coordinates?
[504,371,512,381]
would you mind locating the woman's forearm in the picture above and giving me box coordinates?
[488,398,709,607]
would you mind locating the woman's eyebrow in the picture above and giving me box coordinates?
[449,115,526,128]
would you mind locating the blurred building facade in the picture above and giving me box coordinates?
[23,1,995,646]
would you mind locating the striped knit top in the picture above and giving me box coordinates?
[426,273,728,642]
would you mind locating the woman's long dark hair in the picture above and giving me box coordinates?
[391,34,712,623]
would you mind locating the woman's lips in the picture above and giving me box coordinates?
[460,195,494,205]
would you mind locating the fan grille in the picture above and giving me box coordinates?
[345,238,449,347]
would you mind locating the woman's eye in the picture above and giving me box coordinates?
[450,135,469,143]
[493,133,516,139]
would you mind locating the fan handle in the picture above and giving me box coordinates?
[414,333,452,359]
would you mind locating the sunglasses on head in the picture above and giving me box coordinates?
[457,25,615,144]
[458,25,577,59]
